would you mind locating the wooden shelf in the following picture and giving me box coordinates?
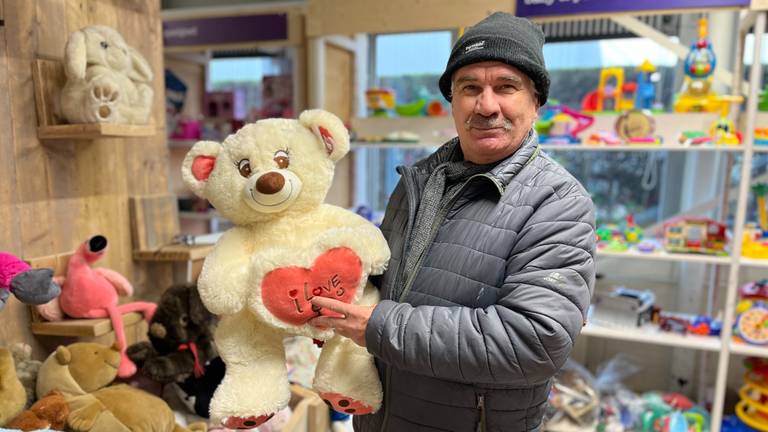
[133,243,214,262]
[31,312,143,337]
[179,211,222,220]
[31,59,156,140]
[38,123,156,140]
[168,138,199,148]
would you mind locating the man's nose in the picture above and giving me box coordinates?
[474,87,501,117]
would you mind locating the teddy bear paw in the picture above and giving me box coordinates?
[222,414,274,430]
[89,80,120,121]
[319,392,374,415]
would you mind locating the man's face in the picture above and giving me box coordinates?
[450,61,539,164]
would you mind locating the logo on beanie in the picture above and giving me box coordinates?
[464,40,486,54]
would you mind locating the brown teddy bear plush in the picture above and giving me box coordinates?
[128,283,216,383]
[36,342,206,432]
[5,390,69,431]
[0,347,26,426]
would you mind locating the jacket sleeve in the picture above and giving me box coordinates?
[365,193,595,386]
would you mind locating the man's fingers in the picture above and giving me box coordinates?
[310,296,351,315]
[308,316,345,329]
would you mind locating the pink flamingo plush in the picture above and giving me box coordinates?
[58,235,157,377]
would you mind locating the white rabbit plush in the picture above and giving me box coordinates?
[60,25,154,124]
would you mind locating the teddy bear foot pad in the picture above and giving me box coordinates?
[222,413,275,429]
[319,391,374,415]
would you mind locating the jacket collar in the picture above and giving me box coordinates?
[413,129,540,194]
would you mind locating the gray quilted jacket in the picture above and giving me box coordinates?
[355,132,596,432]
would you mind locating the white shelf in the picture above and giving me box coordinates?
[730,341,768,358]
[541,144,745,152]
[168,139,199,148]
[597,248,731,265]
[737,257,768,268]
[351,141,440,149]
[179,211,222,220]
[581,323,722,352]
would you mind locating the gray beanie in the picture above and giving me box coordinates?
[439,12,549,106]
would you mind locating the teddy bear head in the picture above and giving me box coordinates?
[181,109,349,225]
[75,235,108,264]
[64,25,153,83]
[48,343,120,394]
[148,283,214,354]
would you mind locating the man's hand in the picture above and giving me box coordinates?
[308,296,375,347]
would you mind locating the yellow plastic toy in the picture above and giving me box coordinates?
[366,88,396,117]
[736,358,768,431]
[674,17,728,113]
[709,96,744,145]
[597,68,635,112]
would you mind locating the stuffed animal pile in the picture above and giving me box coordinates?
[48,235,157,378]
[0,252,61,311]
[60,25,153,124]
[36,342,206,432]
[128,283,223,418]
[181,109,390,428]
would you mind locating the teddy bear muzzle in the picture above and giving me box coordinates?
[244,170,302,213]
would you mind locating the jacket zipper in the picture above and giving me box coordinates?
[390,166,419,301]
[476,394,487,432]
[398,173,492,302]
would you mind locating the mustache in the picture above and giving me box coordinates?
[464,115,513,131]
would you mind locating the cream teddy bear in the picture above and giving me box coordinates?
[60,25,153,124]
[181,109,389,429]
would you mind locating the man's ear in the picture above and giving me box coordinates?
[298,109,350,162]
[54,346,71,365]
[181,141,222,198]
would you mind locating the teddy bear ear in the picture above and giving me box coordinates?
[298,109,350,163]
[181,141,222,198]
[54,346,71,365]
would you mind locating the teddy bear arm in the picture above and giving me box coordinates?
[144,352,195,382]
[315,225,390,276]
[198,234,253,315]
[126,341,156,366]
[66,396,107,431]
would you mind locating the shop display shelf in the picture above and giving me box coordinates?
[179,210,222,220]
[168,139,200,148]
[37,123,157,140]
[737,257,768,268]
[581,322,722,351]
[596,248,731,265]
[351,141,441,149]
[540,144,745,152]
[730,340,768,358]
[30,312,143,337]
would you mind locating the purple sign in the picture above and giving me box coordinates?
[163,14,288,47]
[516,0,750,18]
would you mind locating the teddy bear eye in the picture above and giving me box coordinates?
[274,150,289,169]
[100,41,109,49]
[237,159,252,178]
[179,314,189,327]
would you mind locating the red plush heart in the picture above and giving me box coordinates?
[261,247,362,326]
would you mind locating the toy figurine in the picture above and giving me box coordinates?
[635,60,659,110]
[674,17,727,113]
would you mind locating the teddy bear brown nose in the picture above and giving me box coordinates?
[255,172,285,195]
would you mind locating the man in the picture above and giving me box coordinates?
[310,12,595,432]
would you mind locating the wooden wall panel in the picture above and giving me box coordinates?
[324,45,353,208]
[0,0,172,357]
